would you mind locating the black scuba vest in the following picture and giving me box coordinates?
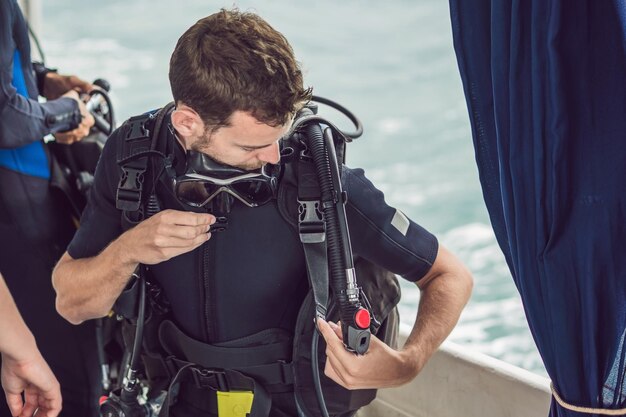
[114,106,401,417]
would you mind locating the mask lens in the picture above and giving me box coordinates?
[230,178,275,205]
[175,180,220,207]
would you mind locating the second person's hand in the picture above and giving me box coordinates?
[53,90,95,144]
[1,351,62,417]
[42,72,93,100]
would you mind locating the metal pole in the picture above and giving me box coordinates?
[18,0,43,59]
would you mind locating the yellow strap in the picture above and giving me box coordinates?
[551,383,626,416]
[217,390,254,417]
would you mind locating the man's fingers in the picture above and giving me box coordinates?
[73,78,94,94]
[20,391,38,417]
[159,210,215,227]
[53,133,76,145]
[83,113,95,129]
[160,223,211,240]
[154,232,209,249]
[329,321,343,339]
[38,397,62,417]
[317,319,344,353]
[5,392,24,417]
[61,89,80,101]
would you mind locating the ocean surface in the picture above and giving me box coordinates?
[40,0,546,375]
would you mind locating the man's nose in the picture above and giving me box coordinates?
[257,142,281,165]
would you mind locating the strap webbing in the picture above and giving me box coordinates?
[297,152,329,320]
[158,320,294,387]
[115,102,175,212]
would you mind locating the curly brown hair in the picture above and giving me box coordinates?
[169,9,312,130]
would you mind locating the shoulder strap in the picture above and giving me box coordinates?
[297,154,330,321]
[115,102,175,214]
[278,135,331,321]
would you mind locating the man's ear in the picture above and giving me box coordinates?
[171,105,204,143]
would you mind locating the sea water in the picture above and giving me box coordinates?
[41,0,546,375]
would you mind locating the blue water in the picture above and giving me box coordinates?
[41,0,546,375]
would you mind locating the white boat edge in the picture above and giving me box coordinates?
[359,325,552,417]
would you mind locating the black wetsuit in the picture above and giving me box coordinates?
[0,1,100,416]
[68,114,439,416]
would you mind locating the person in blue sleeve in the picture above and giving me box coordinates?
[0,1,100,416]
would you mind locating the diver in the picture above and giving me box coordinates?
[1,1,102,416]
[52,8,473,417]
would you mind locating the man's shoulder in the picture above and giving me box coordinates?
[99,125,125,166]
[100,109,163,164]
[342,165,379,193]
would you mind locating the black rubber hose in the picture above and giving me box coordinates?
[304,120,357,329]
[304,115,364,417]
[128,271,146,377]
[324,128,354,269]
[95,318,110,391]
[311,331,330,417]
[304,123,347,301]
[87,88,115,135]
[311,95,363,140]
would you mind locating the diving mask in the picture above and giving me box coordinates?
[174,151,278,209]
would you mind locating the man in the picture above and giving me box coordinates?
[0,1,100,416]
[53,9,473,417]
[0,274,62,417]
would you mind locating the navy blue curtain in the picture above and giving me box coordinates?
[448,1,626,415]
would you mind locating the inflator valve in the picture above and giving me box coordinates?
[354,308,370,329]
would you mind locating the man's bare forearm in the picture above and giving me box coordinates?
[53,210,215,325]
[401,247,473,375]
[52,234,138,325]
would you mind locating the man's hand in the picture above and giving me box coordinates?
[42,72,92,100]
[53,90,95,144]
[53,210,216,324]
[1,352,62,417]
[317,319,420,390]
[119,209,216,265]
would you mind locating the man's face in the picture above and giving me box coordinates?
[192,111,291,171]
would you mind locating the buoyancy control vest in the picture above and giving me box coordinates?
[107,100,402,417]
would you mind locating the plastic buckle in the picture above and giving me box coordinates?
[118,167,145,192]
[116,166,146,211]
[297,200,325,243]
[125,114,153,141]
[191,367,229,392]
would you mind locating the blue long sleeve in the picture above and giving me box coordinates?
[0,0,80,149]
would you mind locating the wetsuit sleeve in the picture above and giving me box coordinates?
[344,167,439,283]
[67,130,123,259]
[0,0,81,149]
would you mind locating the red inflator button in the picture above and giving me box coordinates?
[354,309,371,329]
[99,396,108,406]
